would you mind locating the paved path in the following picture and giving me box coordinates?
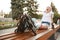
[0,27,16,36]
[57,32,60,40]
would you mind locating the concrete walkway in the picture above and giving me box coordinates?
[0,27,16,36]
[57,32,60,40]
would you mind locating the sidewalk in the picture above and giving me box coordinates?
[56,32,60,40]
[0,27,16,36]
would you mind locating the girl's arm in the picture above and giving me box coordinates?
[51,12,54,23]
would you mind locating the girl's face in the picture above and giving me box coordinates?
[45,7,52,13]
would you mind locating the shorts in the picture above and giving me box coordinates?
[41,21,50,27]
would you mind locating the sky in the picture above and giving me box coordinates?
[0,0,60,14]
[37,0,60,14]
[0,0,11,13]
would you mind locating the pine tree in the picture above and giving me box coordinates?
[51,2,58,13]
[26,0,38,17]
[11,0,38,19]
[51,2,60,23]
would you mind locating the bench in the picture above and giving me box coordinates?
[0,25,60,40]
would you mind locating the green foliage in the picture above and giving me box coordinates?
[51,2,60,24]
[26,0,38,16]
[11,0,24,19]
[4,14,8,18]
[11,0,38,19]
[4,12,12,18]
[0,22,16,30]
[53,13,60,23]
[0,26,16,30]
[31,14,42,19]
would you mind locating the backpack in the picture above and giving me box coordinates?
[15,14,37,35]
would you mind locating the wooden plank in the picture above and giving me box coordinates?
[37,26,60,40]
[0,25,60,40]
[26,29,52,40]
[0,33,14,37]
[3,30,47,40]
[0,33,16,40]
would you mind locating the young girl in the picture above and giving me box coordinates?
[39,6,54,29]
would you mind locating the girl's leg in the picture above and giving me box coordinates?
[39,25,48,30]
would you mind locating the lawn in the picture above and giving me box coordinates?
[0,22,16,30]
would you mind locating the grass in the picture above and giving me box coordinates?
[0,22,16,30]
[0,22,16,24]
[0,26,16,30]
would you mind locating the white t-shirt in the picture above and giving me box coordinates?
[41,11,54,24]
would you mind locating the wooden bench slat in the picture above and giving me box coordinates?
[3,30,46,40]
[12,30,47,40]
[0,25,59,40]
[37,26,60,40]
[0,34,16,40]
[5,33,28,40]
[0,33,14,37]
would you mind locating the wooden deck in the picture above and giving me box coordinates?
[0,25,60,40]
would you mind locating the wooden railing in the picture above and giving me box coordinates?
[0,25,60,40]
